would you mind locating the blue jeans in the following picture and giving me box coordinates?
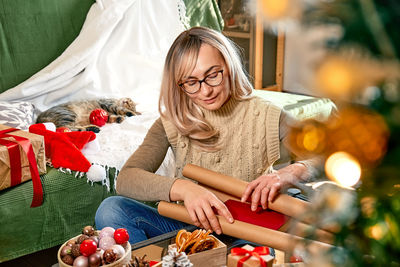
[95,196,272,255]
[95,196,188,244]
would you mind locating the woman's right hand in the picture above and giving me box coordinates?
[170,179,234,235]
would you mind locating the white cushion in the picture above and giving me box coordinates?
[0,101,35,130]
[252,90,336,121]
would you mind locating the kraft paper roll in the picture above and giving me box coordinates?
[158,201,333,254]
[201,184,334,245]
[182,164,337,233]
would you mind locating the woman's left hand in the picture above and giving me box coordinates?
[241,163,306,211]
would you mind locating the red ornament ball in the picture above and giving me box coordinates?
[56,127,71,133]
[89,108,108,127]
[290,255,303,263]
[114,228,129,244]
[79,239,98,257]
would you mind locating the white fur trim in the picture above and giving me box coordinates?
[86,164,107,183]
[43,122,56,132]
[81,138,101,155]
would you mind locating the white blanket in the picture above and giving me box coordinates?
[0,0,188,114]
[0,0,189,181]
[83,113,175,179]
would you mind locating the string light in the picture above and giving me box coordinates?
[325,151,361,187]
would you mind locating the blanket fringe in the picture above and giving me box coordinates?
[177,0,190,29]
[54,163,117,192]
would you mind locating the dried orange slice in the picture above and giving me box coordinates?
[175,229,217,255]
[177,238,187,253]
[175,229,189,249]
[190,236,217,254]
[189,229,201,241]
[182,239,198,255]
[200,229,211,239]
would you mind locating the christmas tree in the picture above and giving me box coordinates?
[254,0,400,265]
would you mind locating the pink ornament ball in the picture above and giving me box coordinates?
[73,255,88,267]
[99,226,115,239]
[89,108,108,127]
[99,236,116,250]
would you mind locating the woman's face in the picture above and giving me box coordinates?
[181,44,230,110]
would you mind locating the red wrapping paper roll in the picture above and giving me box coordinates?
[158,201,333,254]
[202,185,334,245]
[182,164,337,233]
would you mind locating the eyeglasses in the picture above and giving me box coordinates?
[179,70,224,94]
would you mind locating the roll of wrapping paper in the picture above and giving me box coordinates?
[158,201,333,254]
[182,164,337,233]
[202,185,334,245]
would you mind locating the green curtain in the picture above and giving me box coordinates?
[0,0,95,93]
[184,0,224,31]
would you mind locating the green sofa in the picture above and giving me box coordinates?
[0,0,223,262]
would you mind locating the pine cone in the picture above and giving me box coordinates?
[130,254,150,267]
[175,252,193,267]
[162,248,193,267]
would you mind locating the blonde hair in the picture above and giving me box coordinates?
[159,27,253,151]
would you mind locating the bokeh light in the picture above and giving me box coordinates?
[326,106,389,166]
[259,0,290,19]
[366,223,388,240]
[287,106,389,168]
[253,0,303,28]
[360,196,376,218]
[315,57,358,99]
[313,51,400,101]
[287,120,327,158]
[325,151,361,187]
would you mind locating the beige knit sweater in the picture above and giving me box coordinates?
[116,96,311,202]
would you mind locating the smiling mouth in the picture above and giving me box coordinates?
[203,96,217,103]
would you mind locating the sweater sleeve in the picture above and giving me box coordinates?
[279,111,323,181]
[116,118,178,201]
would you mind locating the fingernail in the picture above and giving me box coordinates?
[216,230,221,235]
[229,218,234,223]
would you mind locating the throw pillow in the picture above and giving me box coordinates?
[0,101,35,131]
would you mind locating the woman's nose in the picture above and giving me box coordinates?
[199,82,213,96]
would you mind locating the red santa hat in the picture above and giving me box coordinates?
[29,123,96,172]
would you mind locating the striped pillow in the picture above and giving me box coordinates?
[0,101,35,131]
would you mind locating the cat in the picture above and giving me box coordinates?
[36,97,140,132]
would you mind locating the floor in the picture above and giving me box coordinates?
[0,223,290,267]
[0,239,284,267]
[0,246,59,267]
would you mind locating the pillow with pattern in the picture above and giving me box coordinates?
[0,101,36,131]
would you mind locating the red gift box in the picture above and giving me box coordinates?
[0,125,46,207]
[227,244,274,267]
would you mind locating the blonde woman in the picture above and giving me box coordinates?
[95,27,317,244]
